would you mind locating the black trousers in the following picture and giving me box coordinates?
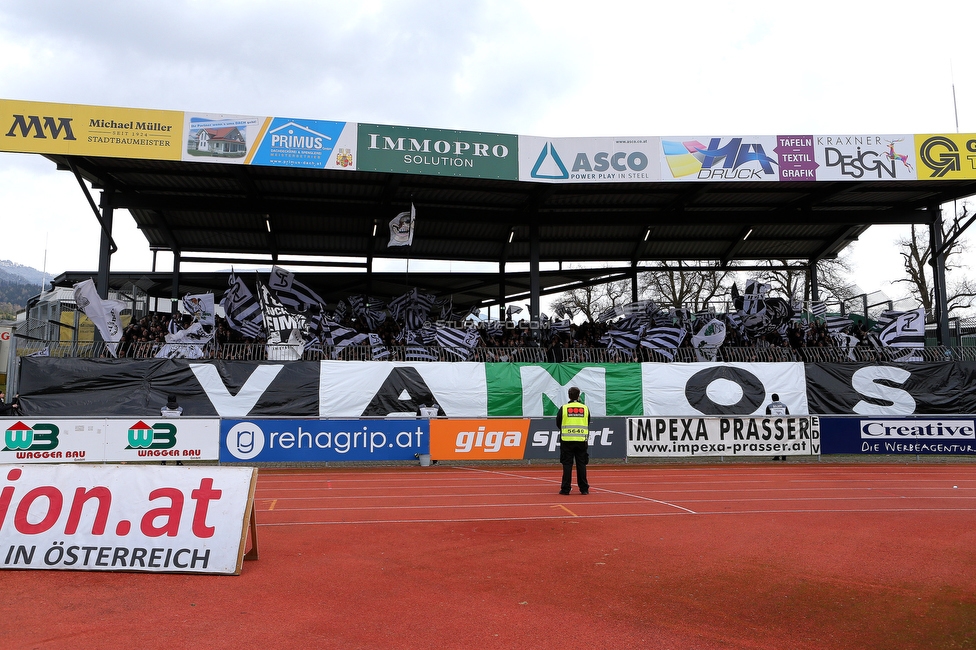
[560,440,589,493]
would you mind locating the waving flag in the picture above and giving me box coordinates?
[221,272,263,338]
[73,279,126,357]
[389,203,416,246]
[879,307,925,348]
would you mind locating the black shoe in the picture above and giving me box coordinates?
[580,490,589,495]
[559,490,570,495]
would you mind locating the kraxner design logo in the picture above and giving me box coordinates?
[226,422,266,460]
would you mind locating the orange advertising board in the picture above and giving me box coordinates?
[429,419,529,460]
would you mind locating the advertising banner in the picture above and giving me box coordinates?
[811,134,917,181]
[518,135,660,183]
[627,416,820,457]
[0,418,219,463]
[641,363,808,416]
[182,112,268,164]
[914,133,976,180]
[803,362,976,415]
[357,123,518,180]
[0,464,257,574]
[0,99,182,160]
[820,416,976,455]
[660,135,779,181]
[429,419,528,460]
[522,417,627,460]
[249,117,357,170]
[220,418,428,462]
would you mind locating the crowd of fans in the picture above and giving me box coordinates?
[109,307,881,363]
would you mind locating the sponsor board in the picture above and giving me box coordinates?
[627,417,820,457]
[357,123,519,180]
[820,417,976,455]
[1,99,182,160]
[523,417,626,460]
[812,134,917,181]
[518,135,660,183]
[220,419,428,462]
[0,419,219,463]
[661,135,779,181]
[182,112,267,164]
[250,117,357,170]
[641,362,808,416]
[0,464,256,574]
[429,419,528,460]
[914,133,976,180]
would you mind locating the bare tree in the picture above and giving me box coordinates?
[752,255,858,306]
[894,202,976,319]
[550,269,631,322]
[638,261,737,311]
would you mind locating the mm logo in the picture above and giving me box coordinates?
[5,115,76,140]
[126,421,177,449]
[3,421,59,451]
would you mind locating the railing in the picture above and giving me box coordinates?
[11,339,973,363]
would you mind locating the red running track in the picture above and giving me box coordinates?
[2,463,975,649]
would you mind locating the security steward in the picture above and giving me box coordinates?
[556,386,590,495]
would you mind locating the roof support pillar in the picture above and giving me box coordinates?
[808,261,820,303]
[630,261,639,303]
[929,203,950,345]
[498,261,506,319]
[171,252,181,315]
[530,223,540,335]
[96,189,115,300]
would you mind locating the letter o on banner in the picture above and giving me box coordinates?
[685,367,765,415]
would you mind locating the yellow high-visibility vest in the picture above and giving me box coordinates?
[560,402,589,442]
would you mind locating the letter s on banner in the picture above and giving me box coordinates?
[851,366,916,415]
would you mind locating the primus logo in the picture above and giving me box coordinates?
[5,115,76,140]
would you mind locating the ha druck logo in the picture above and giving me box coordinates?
[225,421,266,460]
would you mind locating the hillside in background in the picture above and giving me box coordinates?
[0,260,45,319]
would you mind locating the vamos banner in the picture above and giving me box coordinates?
[0,464,257,574]
[220,419,428,463]
[627,416,820,458]
[0,418,219,463]
[820,417,976,456]
[804,362,976,415]
[642,363,808,416]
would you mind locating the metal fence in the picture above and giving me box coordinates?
[10,338,973,364]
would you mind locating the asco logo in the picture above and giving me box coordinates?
[3,421,71,459]
[126,421,177,450]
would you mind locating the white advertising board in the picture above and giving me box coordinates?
[0,464,257,574]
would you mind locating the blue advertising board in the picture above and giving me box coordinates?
[821,417,976,455]
[220,419,429,463]
[522,418,627,460]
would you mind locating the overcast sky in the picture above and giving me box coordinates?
[1,0,974,301]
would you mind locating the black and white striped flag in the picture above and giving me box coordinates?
[269,265,326,312]
[641,326,686,360]
[879,307,925,348]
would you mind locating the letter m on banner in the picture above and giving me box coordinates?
[519,366,607,416]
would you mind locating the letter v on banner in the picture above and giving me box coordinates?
[189,364,284,417]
